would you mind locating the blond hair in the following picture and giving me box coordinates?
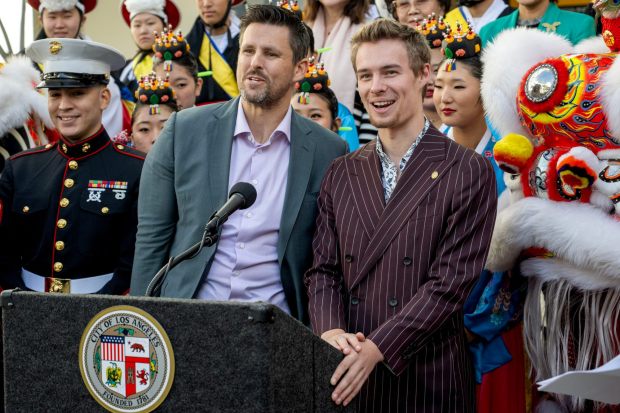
[351,19,430,75]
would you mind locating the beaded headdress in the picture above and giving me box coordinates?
[416,13,449,49]
[442,21,481,71]
[135,72,177,115]
[153,26,192,73]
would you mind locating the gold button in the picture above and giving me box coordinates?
[45,143,52,149]
[55,241,65,251]
[62,144,68,153]
[82,143,91,153]
[59,198,69,208]
[57,219,67,229]
[64,178,75,188]
[101,207,110,214]
[22,206,30,213]
[68,160,78,170]
[431,171,439,179]
[53,262,63,272]
[116,144,124,150]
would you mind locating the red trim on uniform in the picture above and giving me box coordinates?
[59,126,105,149]
[75,140,111,160]
[57,126,110,160]
[10,144,55,160]
[50,162,71,278]
[57,138,111,160]
[112,145,146,161]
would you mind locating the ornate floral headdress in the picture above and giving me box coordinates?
[416,13,449,49]
[294,57,331,105]
[153,26,192,73]
[276,0,302,19]
[135,72,177,115]
[442,21,481,71]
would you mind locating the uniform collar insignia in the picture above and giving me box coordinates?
[58,127,110,159]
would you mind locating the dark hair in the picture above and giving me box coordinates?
[389,0,451,20]
[314,89,339,122]
[131,102,179,127]
[240,5,310,64]
[153,54,200,81]
[440,55,483,80]
[303,0,370,25]
[303,22,315,56]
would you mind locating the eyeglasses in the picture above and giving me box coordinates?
[393,0,433,12]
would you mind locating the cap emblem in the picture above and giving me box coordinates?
[49,40,63,55]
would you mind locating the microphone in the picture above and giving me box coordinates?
[205,182,257,233]
[145,182,257,297]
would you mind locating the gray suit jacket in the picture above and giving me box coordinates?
[130,98,347,322]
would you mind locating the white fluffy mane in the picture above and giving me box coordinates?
[0,56,53,137]
[573,35,611,54]
[486,197,620,289]
[481,28,573,137]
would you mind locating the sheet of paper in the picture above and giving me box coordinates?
[537,355,620,404]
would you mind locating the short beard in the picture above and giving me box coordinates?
[241,89,277,108]
[241,83,290,109]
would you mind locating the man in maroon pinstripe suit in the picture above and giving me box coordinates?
[305,19,497,412]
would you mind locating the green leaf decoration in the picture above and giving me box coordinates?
[444,48,454,59]
[301,82,311,92]
[164,51,173,61]
[95,346,101,373]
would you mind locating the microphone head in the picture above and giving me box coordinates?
[229,182,257,209]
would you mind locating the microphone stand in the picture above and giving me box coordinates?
[145,217,223,297]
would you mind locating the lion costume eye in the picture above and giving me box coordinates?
[524,63,558,104]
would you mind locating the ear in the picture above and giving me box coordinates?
[195,78,203,97]
[100,86,111,111]
[419,62,431,84]
[333,117,342,133]
[294,58,308,84]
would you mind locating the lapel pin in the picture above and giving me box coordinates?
[431,171,439,179]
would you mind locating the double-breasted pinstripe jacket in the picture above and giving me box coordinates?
[305,126,497,412]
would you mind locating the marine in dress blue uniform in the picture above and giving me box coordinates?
[0,38,145,294]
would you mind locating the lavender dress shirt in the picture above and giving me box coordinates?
[196,104,292,314]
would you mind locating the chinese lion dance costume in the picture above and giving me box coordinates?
[481,2,620,412]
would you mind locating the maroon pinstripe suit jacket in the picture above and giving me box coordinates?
[305,126,497,412]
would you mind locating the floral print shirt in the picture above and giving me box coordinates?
[375,119,429,202]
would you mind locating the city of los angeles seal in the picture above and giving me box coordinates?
[79,306,175,413]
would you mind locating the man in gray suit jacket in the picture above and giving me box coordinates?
[130,5,347,323]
